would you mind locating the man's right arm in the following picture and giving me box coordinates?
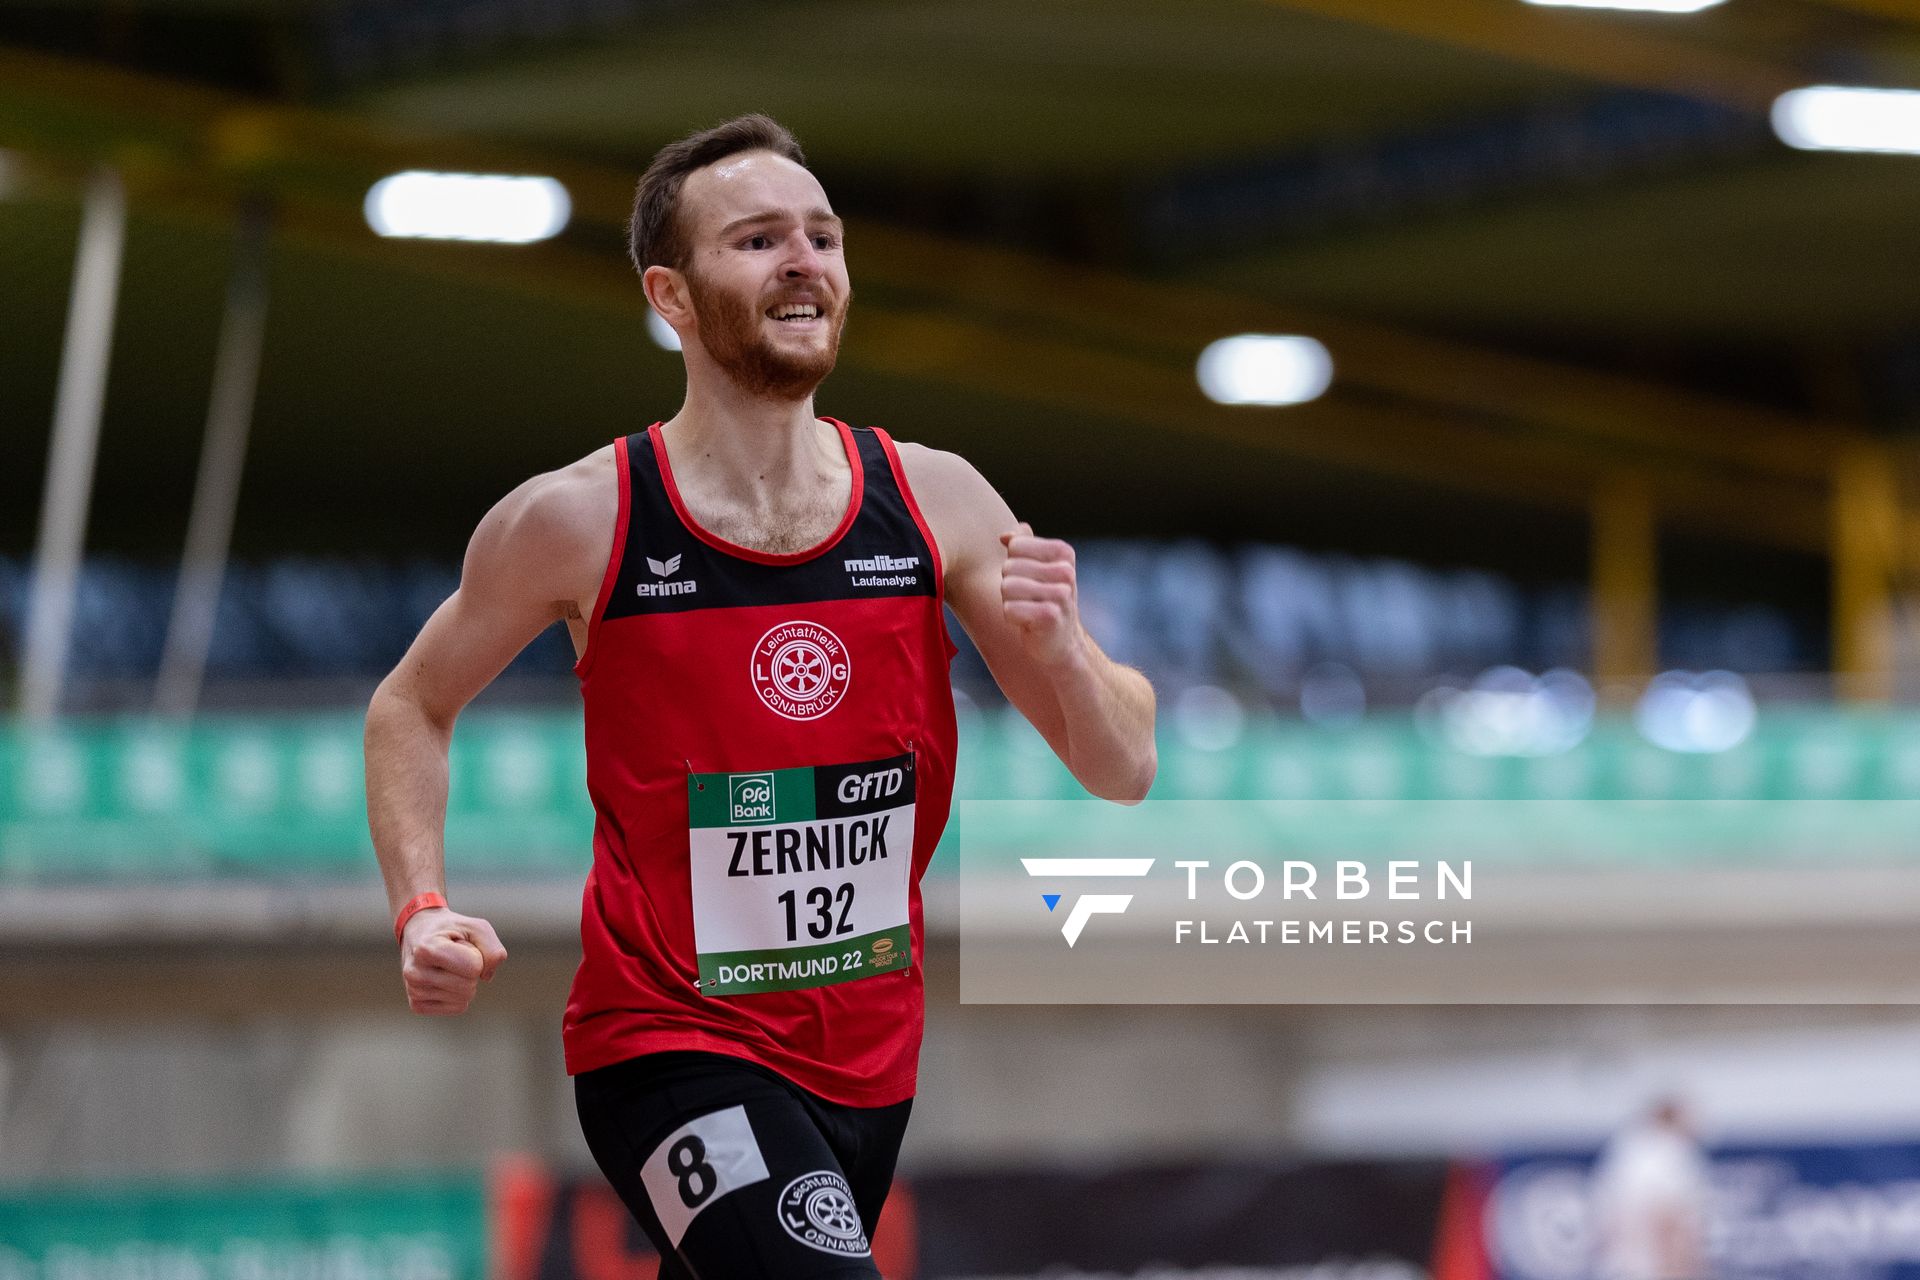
[365,449,614,1014]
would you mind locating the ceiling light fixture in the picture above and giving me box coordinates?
[1197,335,1333,407]
[364,171,571,243]
[1521,0,1727,12]
[1772,86,1920,155]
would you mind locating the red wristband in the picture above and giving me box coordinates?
[394,891,448,944]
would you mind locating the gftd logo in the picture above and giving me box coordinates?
[1022,858,1154,946]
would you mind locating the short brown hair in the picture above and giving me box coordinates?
[629,114,807,274]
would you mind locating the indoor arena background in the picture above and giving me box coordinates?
[4,1,1920,1277]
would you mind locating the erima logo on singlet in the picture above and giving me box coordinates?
[843,554,918,573]
[637,552,697,598]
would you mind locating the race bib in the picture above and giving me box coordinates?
[688,753,915,997]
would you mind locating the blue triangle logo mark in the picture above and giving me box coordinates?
[1042,894,1061,912]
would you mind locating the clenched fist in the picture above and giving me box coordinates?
[1000,522,1086,670]
[400,906,508,1016]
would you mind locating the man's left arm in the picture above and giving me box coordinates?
[901,444,1156,804]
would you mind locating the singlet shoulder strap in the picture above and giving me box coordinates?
[858,425,946,599]
[573,433,634,680]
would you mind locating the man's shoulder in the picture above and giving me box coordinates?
[885,439,1013,579]
[511,444,618,529]
[470,445,619,592]
[890,438,984,497]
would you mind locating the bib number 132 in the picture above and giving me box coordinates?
[687,753,916,997]
[779,883,854,941]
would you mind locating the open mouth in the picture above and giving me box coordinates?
[766,303,823,324]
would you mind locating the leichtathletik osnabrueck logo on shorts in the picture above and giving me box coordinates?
[777,1171,869,1256]
[751,621,850,720]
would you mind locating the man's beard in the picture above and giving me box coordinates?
[687,270,846,401]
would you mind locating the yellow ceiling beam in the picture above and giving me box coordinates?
[0,44,626,209]
[1255,0,1798,111]
[1809,0,1920,26]
[242,170,1831,546]
[852,303,1830,551]
[224,166,1835,547]
[848,221,1858,483]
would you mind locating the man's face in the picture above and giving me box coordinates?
[676,151,850,400]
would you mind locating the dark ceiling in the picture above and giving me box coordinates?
[0,0,1915,604]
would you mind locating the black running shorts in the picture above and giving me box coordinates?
[573,1051,913,1280]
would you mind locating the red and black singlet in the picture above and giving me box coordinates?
[564,417,958,1107]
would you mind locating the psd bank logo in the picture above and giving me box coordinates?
[1021,857,1154,946]
[730,773,774,823]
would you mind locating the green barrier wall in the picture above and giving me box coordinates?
[0,1172,487,1280]
[1,708,1917,881]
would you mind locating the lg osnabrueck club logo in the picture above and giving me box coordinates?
[1022,857,1154,946]
[750,620,850,721]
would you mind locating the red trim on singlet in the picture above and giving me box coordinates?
[873,425,961,662]
[870,426,943,597]
[572,435,631,680]
[648,417,865,566]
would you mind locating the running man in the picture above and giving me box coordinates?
[1592,1098,1713,1280]
[366,114,1156,1278]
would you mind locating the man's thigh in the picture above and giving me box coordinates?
[575,1053,896,1280]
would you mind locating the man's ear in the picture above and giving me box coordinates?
[643,264,694,331]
